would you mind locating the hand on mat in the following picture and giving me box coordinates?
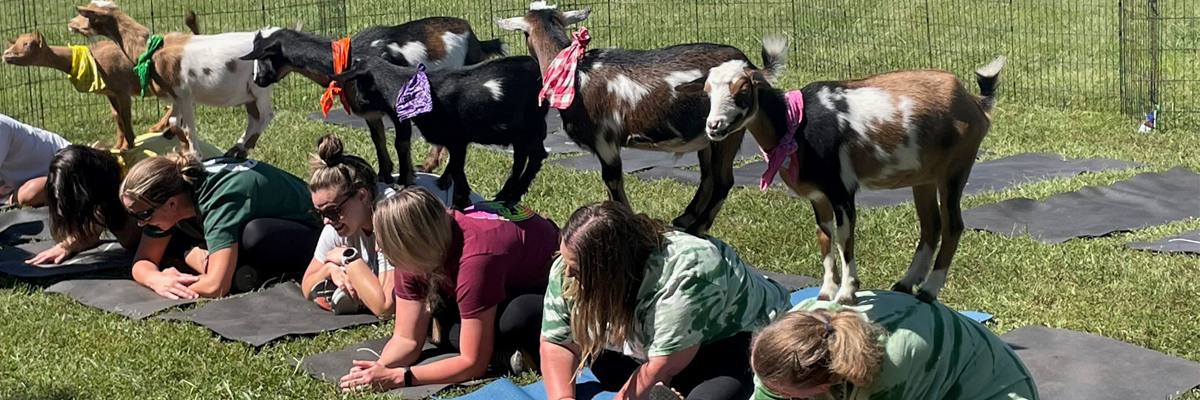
[340,360,399,391]
[149,268,200,300]
[27,243,78,265]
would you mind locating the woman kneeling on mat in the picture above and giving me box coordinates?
[301,134,481,318]
[120,152,321,299]
[540,201,794,400]
[750,290,1039,400]
[339,187,559,391]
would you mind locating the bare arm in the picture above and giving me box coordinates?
[132,233,199,299]
[187,246,237,298]
[379,297,430,367]
[614,345,700,400]
[542,338,582,400]
[299,257,336,298]
[344,260,394,318]
[407,306,497,384]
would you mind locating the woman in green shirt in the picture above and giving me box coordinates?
[119,151,321,299]
[540,201,793,400]
[751,290,1039,400]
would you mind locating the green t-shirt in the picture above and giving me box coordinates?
[143,157,319,252]
[752,290,1039,400]
[541,231,792,361]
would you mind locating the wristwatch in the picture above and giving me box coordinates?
[340,248,360,265]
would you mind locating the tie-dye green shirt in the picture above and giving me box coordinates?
[541,231,792,361]
[752,290,1039,400]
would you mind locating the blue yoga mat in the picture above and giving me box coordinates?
[444,288,993,400]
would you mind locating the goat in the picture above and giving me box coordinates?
[70,0,273,158]
[330,55,549,209]
[496,2,778,237]
[677,45,1007,304]
[237,18,505,184]
[2,13,199,148]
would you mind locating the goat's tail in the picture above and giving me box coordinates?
[480,38,508,60]
[760,35,788,82]
[184,10,200,34]
[975,55,1007,113]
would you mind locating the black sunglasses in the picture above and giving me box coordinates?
[310,193,354,223]
[127,195,160,221]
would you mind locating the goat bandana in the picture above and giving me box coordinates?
[319,37,352,117]
[133,35,164,97]
[393,63,433,121]
[759,90,804,190]
[538,26,590,109]
[68,45,105,93]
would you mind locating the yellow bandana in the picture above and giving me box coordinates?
[68,45,106,93]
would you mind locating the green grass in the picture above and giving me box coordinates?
[1,0,1200,398]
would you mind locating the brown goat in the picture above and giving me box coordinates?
[678,49,1007,304]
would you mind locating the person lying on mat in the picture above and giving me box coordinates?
[301,134,482,318]
[539,201,794,400]
[339,187,559,391]
[120,151,322,299]
[0,113,71,207]
[750,290,1039,400]
[27,126,223,265]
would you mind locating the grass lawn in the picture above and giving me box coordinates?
[1,0,1198,398]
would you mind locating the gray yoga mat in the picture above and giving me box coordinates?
[0,207,51,245]
[1001,325,1200,400]
[746,266,816,291]
[0,241,131,278]
[157,282,378,346]
[292,336,456,398]
[635,161,766,188]
[964,166,1200,243]
[307,110,579,155]
[44,279,200,319]
[551,135,762,174]
[1125,228,1200,255]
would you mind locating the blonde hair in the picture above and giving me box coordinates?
[558,201,666,372]
[308,133,380,199]
[119,150,203,207]
[373,186,453,311]
[751,309,886,391]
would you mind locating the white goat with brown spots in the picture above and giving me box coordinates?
[678,44,1006,304]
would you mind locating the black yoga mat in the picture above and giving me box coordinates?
[44,279,200,319]
[0,207,51,245]
[550,135,762,174]
[1125,228,1200,255]
[963,166,1200,243]
[0,241,131,278]
[1001,325,1200,400]
[635,161,766,188]
[157,282,378,346]
[746,266,816,291]
[291,337,456,398]
[307,110,579,155]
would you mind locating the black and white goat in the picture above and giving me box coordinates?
[496,2,780,236]
[677,41,1007,304]
[238,17,505,184]
[330,55,549,209]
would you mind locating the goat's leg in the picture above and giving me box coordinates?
[445,143,472,210]
[173,97,202,160]
[832,204,860,305]
[496,144,529,203]
[892,184,942,295]
[243,96,274,150]
[107,95,134,150]
[672,147,713,230]
[419,145,445,173]
[592,138,629,205]
[812,199,840,301]
[148,105,174,133]
[366,118,396,184]
[392,119,415,186]
[917,170,970,303]
[682,135,741,237]
[512,140,549,205]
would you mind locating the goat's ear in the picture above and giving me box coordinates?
[563,7,591,25]
[495,16,530,32]
[75,6,101,18]
[674,75,707,94]
[749,70,770,88]
[5,37,14,45]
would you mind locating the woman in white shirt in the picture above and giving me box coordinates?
[0,114,70,206]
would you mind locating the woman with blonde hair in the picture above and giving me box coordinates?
[538,201,793,400]
[339,186,559,391]
[750,290,1039,400]
[120,152,321,299]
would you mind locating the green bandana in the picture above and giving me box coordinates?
[132,34,163,97]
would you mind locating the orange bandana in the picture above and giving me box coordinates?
[319,37,352,116]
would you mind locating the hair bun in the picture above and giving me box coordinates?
[316,133,346,167]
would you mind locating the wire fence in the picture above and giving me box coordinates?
[1,0,1197,136]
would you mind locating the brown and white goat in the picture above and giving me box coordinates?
[678,47,1007,304]
[70,0,273,158]
[497,2,782,236]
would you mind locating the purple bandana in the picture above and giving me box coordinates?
[394,63,433,121]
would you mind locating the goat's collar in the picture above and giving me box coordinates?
[758,90,804,190]
[538,26,590,109]
[320,37,352,116]
[68,45,106,93]
[132,35,163,97]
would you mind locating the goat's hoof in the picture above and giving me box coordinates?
[671,215,697,230]
[224,146,249,159]
[834,289,859,305]
[380,174,397,184]
[915,290,938,304]
[817,286,838,301]
[436,177,453,191]
[890,282,915,295]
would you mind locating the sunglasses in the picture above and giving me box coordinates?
[127,195,160,221]
[310,193,354,223]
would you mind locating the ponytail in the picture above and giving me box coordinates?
[119,150,202,207]
[751,309,885,391]
[309,133,380,200]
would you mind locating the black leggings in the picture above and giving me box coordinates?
[164,218,320,292]
[435,292,545,367]
[591,331,755,400]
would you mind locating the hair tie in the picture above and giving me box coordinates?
[823,320,835,338]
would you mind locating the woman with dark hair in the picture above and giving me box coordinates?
[538,201,793,400]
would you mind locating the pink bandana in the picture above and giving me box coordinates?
[759,90,804,190]
[538,26,590,109]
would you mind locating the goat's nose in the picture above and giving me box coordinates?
[707,119,723,131]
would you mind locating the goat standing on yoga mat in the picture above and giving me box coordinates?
[329,56,550,209]
[496,2,781,237]
[70,0,273,159]
[677,43,1006,304]
[238,18,505,185]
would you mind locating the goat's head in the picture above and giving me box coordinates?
[239,28,289,88]
[676,60,772,141]
[495,2,589,64]
[328,58,386,112]
[2,32,48,65]
[70,1,120,37]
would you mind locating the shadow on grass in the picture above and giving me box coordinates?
[2,386,89,400]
